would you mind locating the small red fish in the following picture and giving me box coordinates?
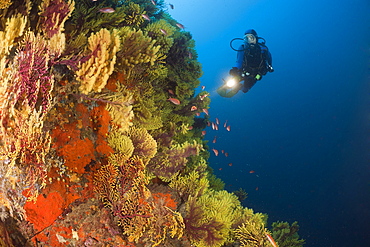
[228,163,232,167]
[211,122,215,130]
[142,14,151,21]
[255,187,259,191]
[168,89,174,95]
[160,29,167,35]
[266,234,278,247]
[99,7,115,13]
[201,130,206,136]
[195,112,200,116]
[188,126,193,130]
[201,85,205,90]
[188,51,192,59]
[176,23,185,29]
[212,136,217,143]
[221,150,224,154]
[199,93,209,100]
[202,108,209,116]
[225,152,228,157]
[223,120,228,128]
[249,170,255,174]
[168,97,180,105]
[219,168,223,171]
[214,124,218,131]
[206,121,211,126]
[212,148,219,156]
[226,125,231,131]
[190,105,197,111]
[215,118,219,125]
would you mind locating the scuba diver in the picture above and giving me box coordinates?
[217,29,274,98]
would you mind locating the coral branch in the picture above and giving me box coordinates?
[39,0,75,38]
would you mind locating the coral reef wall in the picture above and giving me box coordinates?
[0,0,304,246]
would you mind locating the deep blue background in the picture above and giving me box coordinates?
[169,0,369,246]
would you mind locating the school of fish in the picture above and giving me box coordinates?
[99,2,184,35]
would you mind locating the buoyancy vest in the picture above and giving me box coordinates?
[242,43,268,75]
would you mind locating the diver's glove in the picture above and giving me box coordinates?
[229,67,240,76]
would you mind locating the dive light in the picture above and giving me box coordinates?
[226,77,237,88]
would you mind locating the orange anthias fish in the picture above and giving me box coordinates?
[190,106,197,111]
[142,14,151,21]
[168,97,180,105]
[202,108,209,116]
[249,170,255,174]
[201,130,206,136]
[228,163,232,166]
[99,7,115,13]
[266,233,278,247]
[176,23,185,29]
[212,136,217,143]
[226,125,231,131]
[215,117,219,125]
[199,93,209,100]
[201,85,205,90]
[212,148,219,156]
[211,122,215,130]
[160,29,167,35]
[223,120,228,128]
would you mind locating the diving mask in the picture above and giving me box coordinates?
[244,34,257,44]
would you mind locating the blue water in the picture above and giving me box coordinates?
[170,0,369,246]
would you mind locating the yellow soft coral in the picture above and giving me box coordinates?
[121,2,145,27]
[114,155,153,243]
[128,127,157,164]
[116,27,161,69]
[0,0,11,9]
[234,221,271,247]
[96,83,134,132]
[76,28,120,94]
[94,154,153,243]
[169,170,209,199]
[144,19,176,54]
[143,195,185,246]
[107,129,134,158]
[93,161,120,208]
[0,14,27,56]
[187,190,242,247]
[131,85,163,130]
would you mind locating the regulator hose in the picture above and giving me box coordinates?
[230,38,244,51]
[230,37,267,51]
